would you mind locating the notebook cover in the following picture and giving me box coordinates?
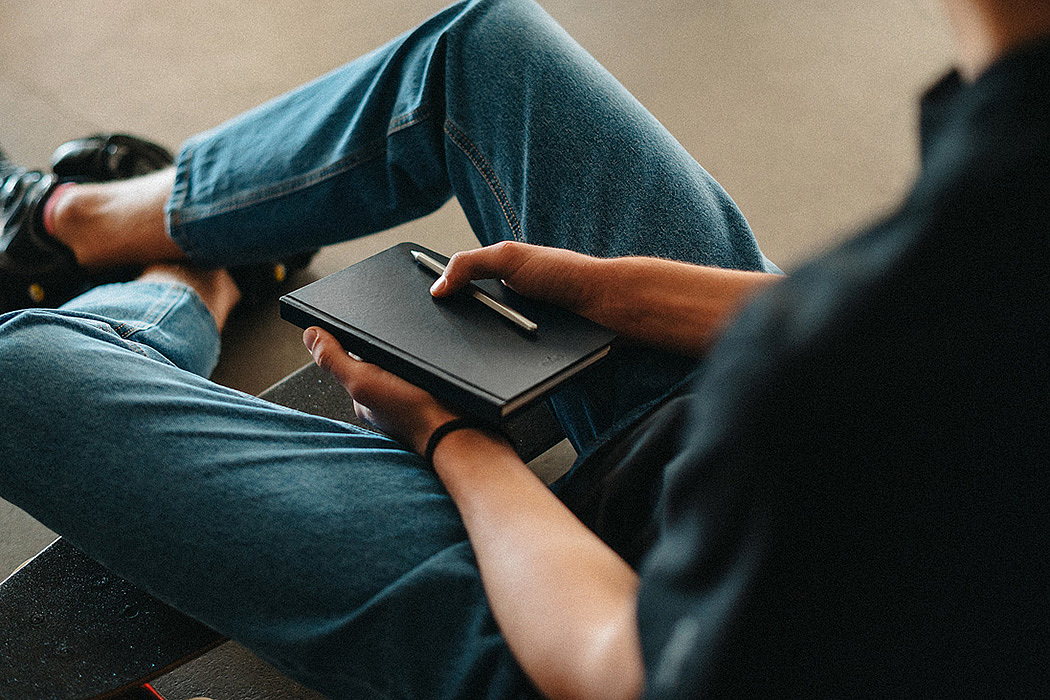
[280,242,616,424]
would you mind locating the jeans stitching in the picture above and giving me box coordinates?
[443,118,524,242]
[174,140,389,224]
[169,144,192,216]
[119,340,153,359]
[111,285,186,338]
[174,106,433,229]
[167,144,198,257]
[97,320,156,359]
[387,104,431,135]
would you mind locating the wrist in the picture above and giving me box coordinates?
[424,418,513,471]
[575,255,617,321]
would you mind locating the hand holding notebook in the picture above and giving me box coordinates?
[281,242,617,425]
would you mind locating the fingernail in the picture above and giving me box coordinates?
[430,277,446,295]
[303,327,318,350]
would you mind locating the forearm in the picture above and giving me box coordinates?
[433,430,644,700]
[304,322,646,698]
[436,242,781,358]
[586,256,781,356]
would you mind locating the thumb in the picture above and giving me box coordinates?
[304,327,357,384]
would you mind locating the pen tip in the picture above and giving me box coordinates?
[410,250,421,260]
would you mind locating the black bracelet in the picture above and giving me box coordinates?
[423,417,510,470]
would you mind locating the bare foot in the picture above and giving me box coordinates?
[47,169,186,268]
[139,264,241,332]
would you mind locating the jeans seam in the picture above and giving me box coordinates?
[173,105,435,228]
[110,284,187,339]
[118,340,153,360]
[443,117,524,242]
[167,143,198,259]
[173,139,389,225]
[387,104,431,135]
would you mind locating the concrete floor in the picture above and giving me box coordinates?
[2,0,955,697]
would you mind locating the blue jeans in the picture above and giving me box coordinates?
[0,1,775,698]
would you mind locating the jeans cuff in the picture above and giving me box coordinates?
[165,136,222,267]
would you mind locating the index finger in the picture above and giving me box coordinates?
[429,241,535,297]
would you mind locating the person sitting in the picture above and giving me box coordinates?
[1,0,1047,698]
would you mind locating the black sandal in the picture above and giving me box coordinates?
[2,135,316,315]
[52,133,317,308]
[51,133,175,182]
[1,152,85,312]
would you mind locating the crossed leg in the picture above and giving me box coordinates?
[0,1,774,698]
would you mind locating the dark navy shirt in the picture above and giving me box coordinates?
[599,38,1050,699]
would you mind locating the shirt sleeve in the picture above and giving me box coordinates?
[633,228,908,699]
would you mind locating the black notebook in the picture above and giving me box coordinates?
[280,242,617,425]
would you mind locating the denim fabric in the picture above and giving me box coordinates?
[0,290,504,699]
[1,0,775,698]
[165,0,776,461]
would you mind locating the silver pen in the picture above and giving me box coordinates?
[411,250,539,333]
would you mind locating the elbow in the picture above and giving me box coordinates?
[574,611,645,700]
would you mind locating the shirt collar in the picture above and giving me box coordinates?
[918,34,1050,163]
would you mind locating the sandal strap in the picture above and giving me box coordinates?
[1,169,76,275]
[51,133,174,182]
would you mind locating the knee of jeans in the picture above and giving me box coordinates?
[0,308,140,391]
[449,0,553,57]
[0,308,92,374]
[0,307,67,343]
[0,311,78,418]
